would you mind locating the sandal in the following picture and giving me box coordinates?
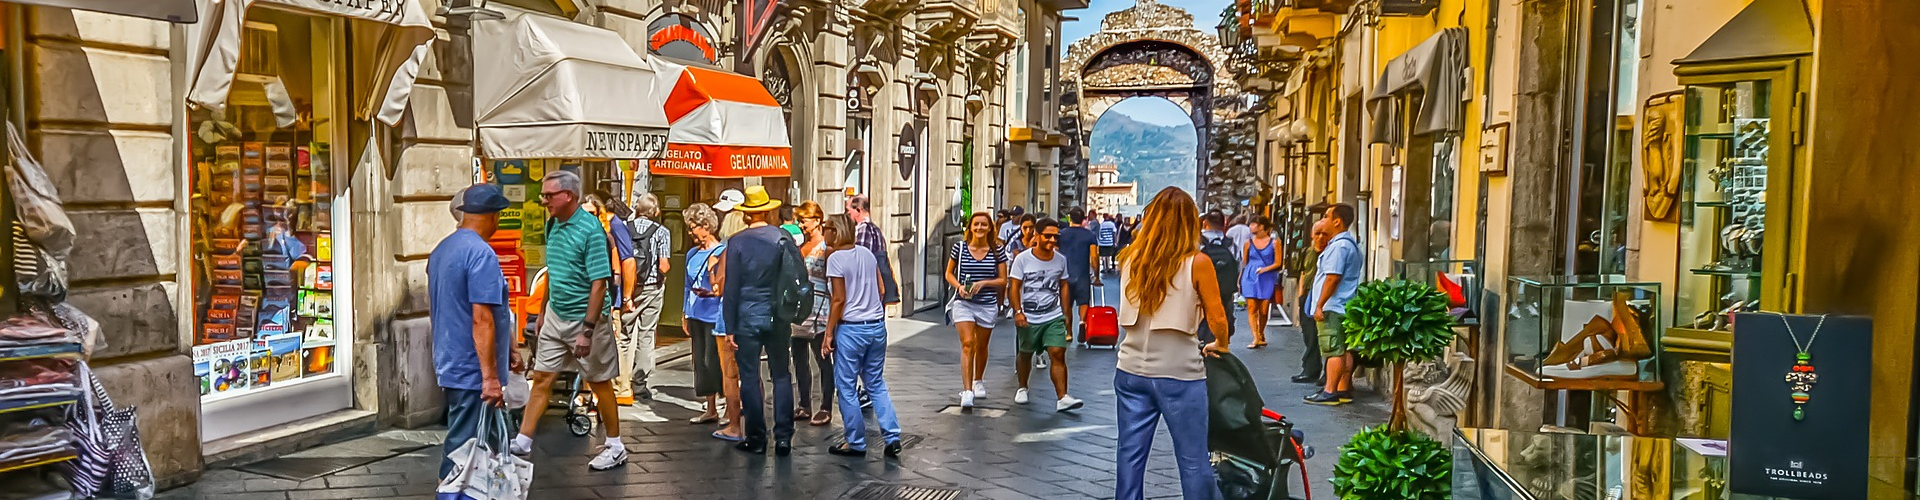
[1246,342,1268,349]
[711,430,744,442]
[811,412,834,426]
[794,408,812,420]
[688,414,719,425]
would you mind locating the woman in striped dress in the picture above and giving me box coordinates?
[945,212,1009,408]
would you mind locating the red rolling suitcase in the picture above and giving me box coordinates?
[1080,282,1119,349]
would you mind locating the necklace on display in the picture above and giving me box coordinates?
[1774,312,1829,421]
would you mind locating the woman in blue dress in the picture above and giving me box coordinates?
[1238,216,1283,349]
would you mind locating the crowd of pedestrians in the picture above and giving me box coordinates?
[426,179,1362,499]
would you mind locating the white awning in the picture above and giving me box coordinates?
[12,0,197,23]
[475,13,673,160]
[189,0,433,127]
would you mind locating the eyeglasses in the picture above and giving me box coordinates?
[538,191,568,201]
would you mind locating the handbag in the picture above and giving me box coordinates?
[437,408,533,500]
[64,363,155,500]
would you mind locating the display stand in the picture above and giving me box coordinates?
[1503,276,1664,431]
[0,319,83,494]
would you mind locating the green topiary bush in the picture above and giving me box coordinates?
[1330,425,1453,500]
[1330,279,1458,498]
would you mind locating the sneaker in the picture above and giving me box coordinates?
[1014,388,1030,404]
[1338,391,1354,403]
[1056,395,1085,412]
[1035,355,1049,369]
[588,444,628,471]
[972,381,988,399]
[1303,391,1348,406]
[509,435,533,456]
[960,390,975,408]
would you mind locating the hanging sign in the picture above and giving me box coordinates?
[898,123,920,181]
[1728,312,1872,500]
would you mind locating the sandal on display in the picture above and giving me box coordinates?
[1541,359,1639,379]
[1611,294,1653,360]
[1543,317,1614,366]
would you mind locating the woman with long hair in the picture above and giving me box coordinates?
[822,214,905,458]
[1114,187,1233,500]
[945,212,1009,407]
[1238,216,1283,349]
[791,201,837,426]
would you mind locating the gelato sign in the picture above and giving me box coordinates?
[650,144,791,179]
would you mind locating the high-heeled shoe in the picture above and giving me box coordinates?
[1611,293,1653,360]
[1543,317,1613,366]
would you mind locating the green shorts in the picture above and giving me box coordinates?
[1317,311,1348,357]
[1017,318,1070,353]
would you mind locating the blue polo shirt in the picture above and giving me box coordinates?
[428,229,512,390]
[544,208,615,321]
[1312,231,1363,314]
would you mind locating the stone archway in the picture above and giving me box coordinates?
[1062,0,1244,210]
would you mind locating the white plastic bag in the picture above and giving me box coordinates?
[437,409,532,500]
[503,373,530,410]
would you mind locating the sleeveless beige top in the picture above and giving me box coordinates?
[1118,256,1207,381]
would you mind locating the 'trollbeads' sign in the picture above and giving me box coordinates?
[1728,313,1871,499]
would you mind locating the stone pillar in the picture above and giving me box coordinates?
[21,7,201,486]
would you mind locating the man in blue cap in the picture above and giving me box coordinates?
[428,183,517,478]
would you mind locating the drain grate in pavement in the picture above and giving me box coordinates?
[843,482,963,500]
[936,405,1008,418]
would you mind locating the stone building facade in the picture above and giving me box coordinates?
[2,0,1082,487]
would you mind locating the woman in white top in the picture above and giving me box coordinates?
[821,214,905,458]
[1114,187,1233,500]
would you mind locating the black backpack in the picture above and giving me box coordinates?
[1201,235,1241,299]
[629,218,664,287]
[773,234,814,326]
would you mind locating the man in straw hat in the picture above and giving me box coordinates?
[722,185,804,456]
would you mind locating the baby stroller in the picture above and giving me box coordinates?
[521,268,595,437]
[1207,353,1313,500]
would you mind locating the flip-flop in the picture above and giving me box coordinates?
[712,430,744,442]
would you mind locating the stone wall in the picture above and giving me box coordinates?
[20,6,202,486]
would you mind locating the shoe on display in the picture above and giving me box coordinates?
[1014,388,1030,404]
[1541,359,1639,379]
[1611,293,1653,360]
[1056,395,1085,413]
[588,444,628,471]
[1303,391,1347,406]
[960,390,975,408]
[972,381,988,399]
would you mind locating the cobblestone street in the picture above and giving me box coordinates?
[159,286,1388,500]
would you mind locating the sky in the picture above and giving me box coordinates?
[1063,0,1231,128]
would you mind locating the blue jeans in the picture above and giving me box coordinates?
[1114,371,1219,500]
[440,388,501,479]
[733,321,795,444]
[833,321,901,450]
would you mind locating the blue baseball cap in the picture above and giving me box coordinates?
[457,184,511,214]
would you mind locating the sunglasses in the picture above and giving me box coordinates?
[1040,233,1060,240]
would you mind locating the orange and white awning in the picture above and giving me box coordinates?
[649,63,792,179]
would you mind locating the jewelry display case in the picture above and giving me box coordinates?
[1393,259,1483,326]
[1673,81,1775,338]
[1504,276,1662,390]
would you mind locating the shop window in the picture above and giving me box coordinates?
[189,9,342,406]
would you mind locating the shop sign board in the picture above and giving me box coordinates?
[1729,313,1871,499]
[580,128,670,159]
[650,143,792,179]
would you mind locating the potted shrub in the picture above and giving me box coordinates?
[1328,279,1458,500]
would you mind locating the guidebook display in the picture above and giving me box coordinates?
[190,138,339,401]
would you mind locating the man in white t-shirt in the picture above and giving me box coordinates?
[1007,218,1084,413]
[822,229,905,457]
[1226,214,1254,262]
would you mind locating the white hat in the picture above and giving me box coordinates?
[714,189,746,212]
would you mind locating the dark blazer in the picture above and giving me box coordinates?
[722,224,787,334]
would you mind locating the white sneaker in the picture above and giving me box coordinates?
[1035,355,1049,369]
[588,444,628,471]
[509,434,533,456]
[972,381,988,399]
[1056,395,1085,413]
[960,390,975,408]
[1014,388,1030,404]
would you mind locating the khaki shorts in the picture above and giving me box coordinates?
[535,307,619,383]
[1317,311,1348,357]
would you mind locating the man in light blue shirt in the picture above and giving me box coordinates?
[1305,203,1363,406]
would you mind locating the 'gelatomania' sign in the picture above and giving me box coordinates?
[582,129,669,159]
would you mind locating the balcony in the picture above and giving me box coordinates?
[922,0,982,44]
[856,0,918,19]
[968,0,1021,58]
